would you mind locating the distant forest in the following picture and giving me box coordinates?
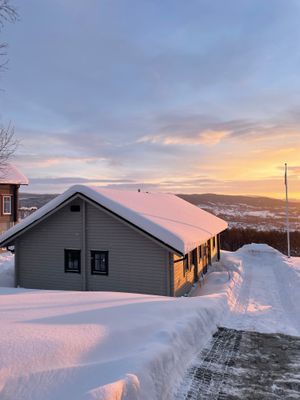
[221,228,300,257]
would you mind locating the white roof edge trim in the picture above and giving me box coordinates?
[0,185,228,254]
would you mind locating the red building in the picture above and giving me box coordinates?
[0,164,28,233]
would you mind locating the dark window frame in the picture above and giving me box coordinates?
[183,254,187,276]
[204,244,208,257]
[91,250,109,276]
[64,249,81,273]
[198,245,202,259]
[183,253,191,276]
[192,248,198,267]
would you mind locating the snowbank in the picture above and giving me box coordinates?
[1,244,299,399]
[0,288,226,400]
[0,252,14,287]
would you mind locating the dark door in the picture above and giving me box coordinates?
[192,248,198,282]
[203,244,208,274]
[208,240,212,266]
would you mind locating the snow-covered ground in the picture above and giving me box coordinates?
[0,257,224,400]
[0,252,14,287]
[0,244,299,399]
[192,244,300,336]
[198,202,300,231]
[223,244,300,335]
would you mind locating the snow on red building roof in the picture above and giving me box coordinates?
[0,164,28,185]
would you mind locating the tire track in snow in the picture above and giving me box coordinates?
[175,328,242,400]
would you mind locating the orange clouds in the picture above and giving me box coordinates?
[137,130,231,146]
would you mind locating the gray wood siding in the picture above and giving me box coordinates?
[85,202,168,295]
[16,199,84,290]
[15,197,169,295]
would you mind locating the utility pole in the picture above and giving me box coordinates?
[284,163,291,258]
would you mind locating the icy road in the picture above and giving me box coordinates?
[176,244,300,399]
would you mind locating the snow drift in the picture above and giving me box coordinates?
[0,288,225,400]
[0,244,299,399]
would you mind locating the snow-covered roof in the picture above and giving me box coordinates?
[0,185,227,254]
[0,164,28,185]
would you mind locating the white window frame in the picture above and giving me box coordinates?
[2,195,12,215]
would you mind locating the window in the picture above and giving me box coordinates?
[212,237,216,249]
[3,195,12,215]
[64,249,81,273]
[192,248,197,267]
[91,251,108,275]
[182,254,188,276]
[198,245,202,259]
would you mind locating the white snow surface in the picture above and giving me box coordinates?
[191,243,300,336]
[221,244,300,335]
[0,163,28,185]
[0,244,299,399]
[0,185,227,255]
[0,289,223,400]
[0,252,14,287]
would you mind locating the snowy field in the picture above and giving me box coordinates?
[0,244,299,399]
[198,201,300,231]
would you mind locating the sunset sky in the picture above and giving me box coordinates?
[0,0,300,198]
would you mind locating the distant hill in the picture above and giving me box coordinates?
[19,191,300,232]
[19,191,300,255]
[20,192,300,210]
[19,193,58,209]
[177,193,300,208]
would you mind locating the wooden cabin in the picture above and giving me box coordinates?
[0,185,227,296]
[0,164,28,234]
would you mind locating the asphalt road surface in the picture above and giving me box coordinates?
[176,327,300,400]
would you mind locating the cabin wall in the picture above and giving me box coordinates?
[15,198,169,295]
[16,198,84,290]
[85,202,168,295]
[172,254,194,297]
[171,235,220,297]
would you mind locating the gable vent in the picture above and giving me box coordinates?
[70,205,80,212]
